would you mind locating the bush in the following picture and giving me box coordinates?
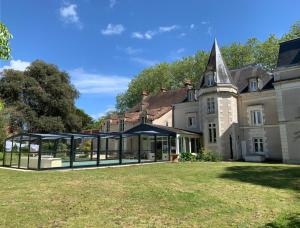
[179,152,196,162]
[197,148,222,162]
[0,151,3,161]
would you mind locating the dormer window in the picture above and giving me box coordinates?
[187,90,194,102]
[207,72,216,87]
[249,79,258,92]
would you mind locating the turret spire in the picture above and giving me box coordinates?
[204,39,233,85]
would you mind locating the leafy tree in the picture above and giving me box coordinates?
[0,22,13,60]
[0,60,89,133]
[76,108,93,129]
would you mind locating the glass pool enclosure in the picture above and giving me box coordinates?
[2,129,177,170]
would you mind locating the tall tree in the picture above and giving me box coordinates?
[0,22,13,60]
[0,60,87,133]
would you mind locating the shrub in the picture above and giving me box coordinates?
[197,148,222,162]
[0,151,3,161]
[179,152,196,162]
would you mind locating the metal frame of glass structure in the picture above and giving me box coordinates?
[2,128,177,170]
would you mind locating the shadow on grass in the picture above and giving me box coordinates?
[265,213,300,228]
[219,165,300,192]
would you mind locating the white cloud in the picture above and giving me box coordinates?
[91,105,116,120]
[59,3,82,28]
[159,25,179,32]
[132,25,179,40]
[201,21,208,25]
[0,59,30,72]
[132,31,155,40]
[132,32,144,39]
[69,68,130,94]
[130,57,158,67]
[101,24,125,35]
[109,0,117,8]
[190,24,195,29]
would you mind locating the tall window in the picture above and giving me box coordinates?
[249,79,258,92]
[187,90,194,102]
[208,123,217,143]
[250,110,262,126]
[253,138,264,153]
[106,120,110,132]
[119,119,125,131]
[187,117,196,128]
[207,97,215,114]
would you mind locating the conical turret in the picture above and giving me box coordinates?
[201,39,233,87]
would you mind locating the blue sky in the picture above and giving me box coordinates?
[0,0,299,119]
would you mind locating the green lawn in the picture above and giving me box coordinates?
[0,162,300,227]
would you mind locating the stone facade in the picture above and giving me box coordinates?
[95,38,300,164]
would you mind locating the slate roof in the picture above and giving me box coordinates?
[230,65,274,93]
[277,37,300,68]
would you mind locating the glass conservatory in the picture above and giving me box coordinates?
[2,125,182,170]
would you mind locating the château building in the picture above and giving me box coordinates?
[95,38,300,164]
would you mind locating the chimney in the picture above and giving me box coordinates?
[141,90,148,99]
[184,79,193,89]
[160,87,167,93]
[141,90,148,111]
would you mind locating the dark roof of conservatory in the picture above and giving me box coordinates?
[124,123,201,137]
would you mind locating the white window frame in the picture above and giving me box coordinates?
[250,110,262,126]
[207,97,215,114]
[249,79,258,92]
[253,138,264,153]
[187,116,196,128]
[208,123,217,143]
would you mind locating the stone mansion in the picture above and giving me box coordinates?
[96,38,300,164]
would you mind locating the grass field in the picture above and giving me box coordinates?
[0,162,300,227]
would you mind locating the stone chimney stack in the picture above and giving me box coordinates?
[141,90,148,99]
[141,90,148,111]
[184,79,193,89]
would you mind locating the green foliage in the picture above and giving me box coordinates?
[179,152,196,162]
[79,139,92,152]
[0,60,91,133]
[0,22,13,60]
[116,22,300,111]
[265,213,300,228]
[0,100,8,149]
[75,108,93,129]
[197,148,222,162]
[0,151,3,161]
